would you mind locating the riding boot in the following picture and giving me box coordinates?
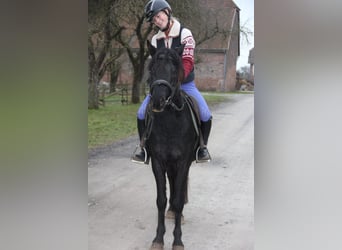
[197,118,212,162]
[131,118,149,164]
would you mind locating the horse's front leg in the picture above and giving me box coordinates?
[151,163,167,250]
[172,212,184,250]
[171,172,189,250]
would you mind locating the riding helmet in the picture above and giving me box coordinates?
[144,0,172,22]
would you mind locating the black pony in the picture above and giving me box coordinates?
[145,41,199,250]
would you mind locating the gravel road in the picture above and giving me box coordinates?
[88,93,254,250]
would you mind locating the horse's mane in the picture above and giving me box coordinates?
[148,47,184,86]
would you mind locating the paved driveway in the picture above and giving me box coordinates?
[88,93,254,250]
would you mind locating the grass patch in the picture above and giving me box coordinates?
[88,92,233,149]
[88,97,140,149]
[201,92,230,106]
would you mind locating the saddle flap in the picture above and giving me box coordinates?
[181,91,201,127]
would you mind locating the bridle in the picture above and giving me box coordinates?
[150,79,184,112]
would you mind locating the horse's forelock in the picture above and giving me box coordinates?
[149,48,184,86]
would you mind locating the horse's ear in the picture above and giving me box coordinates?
[175,44,185,56]
[147,40,156,57]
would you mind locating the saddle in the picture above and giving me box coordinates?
[181,91,202,143]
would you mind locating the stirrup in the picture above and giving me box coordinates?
[195,146,211,163]
[131,145,150,165]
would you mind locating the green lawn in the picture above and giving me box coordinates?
[88,92,232,149]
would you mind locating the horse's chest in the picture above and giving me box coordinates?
[151,123,189,145]
[150,122,192,157]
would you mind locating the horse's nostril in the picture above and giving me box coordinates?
[151,96,167,112]
[160,97,166,105]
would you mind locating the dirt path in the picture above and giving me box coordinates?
[88,93,254,250]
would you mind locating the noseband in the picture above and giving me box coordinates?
[150,79,175,105]
[150,79,184,112]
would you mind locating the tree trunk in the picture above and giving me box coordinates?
[88,64,99,109]
[131,62,145,104]
[109,64,120,93]
[131,75,140,104]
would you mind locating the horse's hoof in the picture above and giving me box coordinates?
[150,242,164,250]
[172,245,184,250]
[165,210,185,224]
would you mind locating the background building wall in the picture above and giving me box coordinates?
[193,0,240,91]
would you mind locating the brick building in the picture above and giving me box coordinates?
[195,0,240,91]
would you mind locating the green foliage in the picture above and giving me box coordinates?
[88,100,140,149]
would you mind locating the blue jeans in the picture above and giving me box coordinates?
[137,81,212,122]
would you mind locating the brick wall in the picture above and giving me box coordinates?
[195,0,240,91]
[195,51,225,91]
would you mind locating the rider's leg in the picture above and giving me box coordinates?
[180,81,212,162]
[131,95,151,164]
[131,118,147,163]
[198,117,212,161]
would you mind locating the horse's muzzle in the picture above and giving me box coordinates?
[150,80,173,112]
[151,97,168,112]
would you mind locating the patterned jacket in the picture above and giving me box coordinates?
[151,18,195,83]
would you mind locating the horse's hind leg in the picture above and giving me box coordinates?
[151,166,167,249]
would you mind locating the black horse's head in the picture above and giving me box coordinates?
[147,40,185,112]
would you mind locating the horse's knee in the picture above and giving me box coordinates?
[156,196,167,210]
[171,187,187,212]
[170,198,184,214]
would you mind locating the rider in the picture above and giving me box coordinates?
[132,0,212,164]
